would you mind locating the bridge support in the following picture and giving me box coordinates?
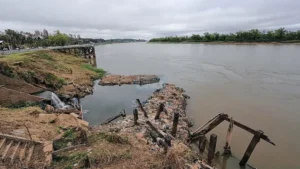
[51,45,96,58]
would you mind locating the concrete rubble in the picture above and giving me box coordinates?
[99,74,160,86]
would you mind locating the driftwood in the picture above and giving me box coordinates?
[52,144,86,155]
[101,110,126,125]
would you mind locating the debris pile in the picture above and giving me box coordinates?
[99,74,160,86]
[91,83,203,168]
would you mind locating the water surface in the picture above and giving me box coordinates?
[82,43,300,169]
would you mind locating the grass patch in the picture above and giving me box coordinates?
[35,51,54,60]
[44,73,67,89]
[53,128,76,150]
[6,101,45,109]
[81,64,106,78]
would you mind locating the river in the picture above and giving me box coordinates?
[82,43,300,169]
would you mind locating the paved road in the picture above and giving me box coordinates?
[0,44,94,56]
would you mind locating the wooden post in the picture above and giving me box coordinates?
[136,99,148,118]
[207,134,217,165]
[133,109,138,125]
[239,130,263,166]
[155,103,164,120]
[223,117,234,156]
[198,135,207,153]
[171,112,179,137]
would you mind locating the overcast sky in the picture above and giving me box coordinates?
[0,0,299,39]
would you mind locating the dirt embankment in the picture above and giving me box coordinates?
[99,74,160,86]
[0,50,105,97]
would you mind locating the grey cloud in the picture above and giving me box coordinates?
[0,0,299,39]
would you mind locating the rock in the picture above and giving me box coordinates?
[45,105,55,113]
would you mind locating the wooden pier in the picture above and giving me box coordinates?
[189,113,275,168]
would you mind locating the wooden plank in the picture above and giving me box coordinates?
[19,143,27,162]
[2,140,13,160]
[10,142,20,163]
[0,138,6,150]
[0,134,41,144]
[224,117,275,146]
[190,116,225,142]
[25,144,35,166]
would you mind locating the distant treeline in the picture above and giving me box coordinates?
[0,29,146,50]
[149,28,300,43]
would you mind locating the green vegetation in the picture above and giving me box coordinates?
[81,64,106,79]
[6,101,45,109]
[48,31,70,46]
[149,28,300,43]
[53,128,76,150]
[44,73,67,89]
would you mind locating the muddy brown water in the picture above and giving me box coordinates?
[81,43,300,169]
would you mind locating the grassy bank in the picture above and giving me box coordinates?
[0,50,106,97]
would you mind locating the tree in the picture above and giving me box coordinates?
[48,33,70,46]
[274,28,286,40]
